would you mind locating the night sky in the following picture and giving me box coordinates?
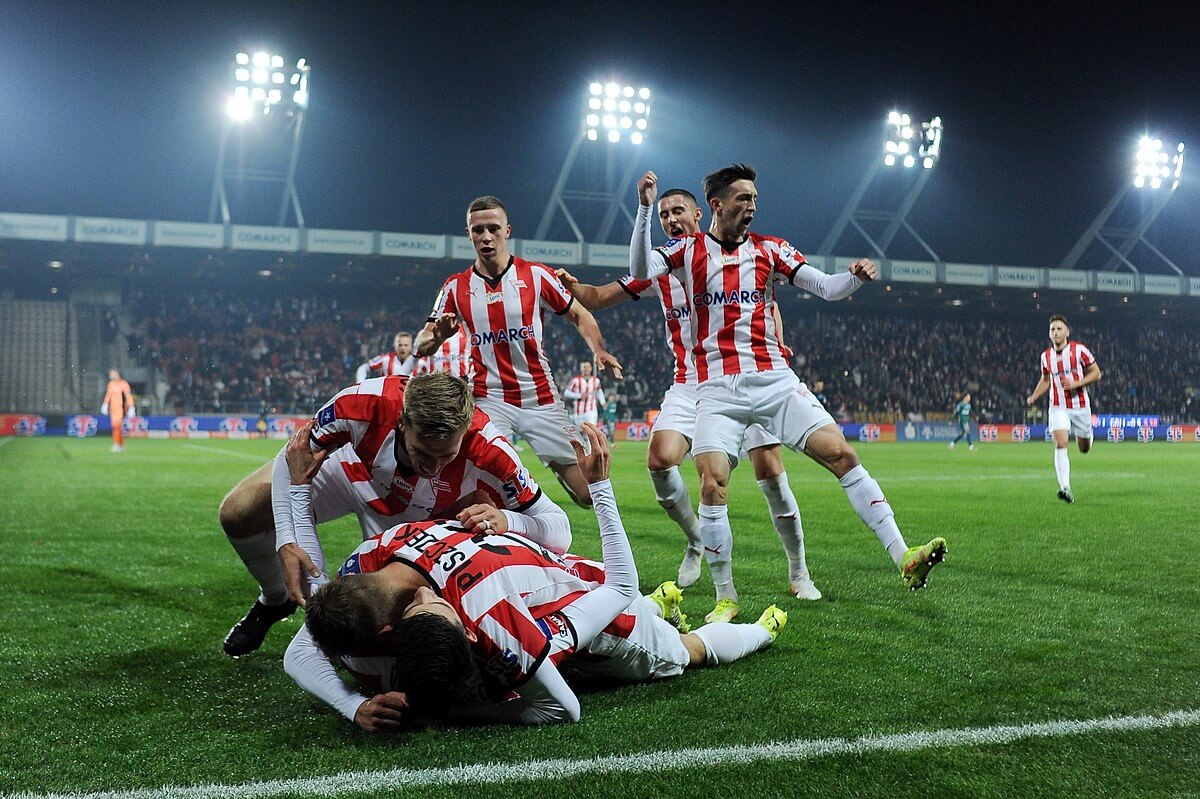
[1,1,1197,271]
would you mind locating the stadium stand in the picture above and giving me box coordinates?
[0,299,78,413]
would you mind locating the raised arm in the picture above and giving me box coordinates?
[788,258,875,301]
[630,171,668,280]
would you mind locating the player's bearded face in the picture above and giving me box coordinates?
[1049,322,1068,346]
[395,337,413,359]
[401,428,466,477]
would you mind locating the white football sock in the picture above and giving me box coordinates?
[1054,447,1070,491]
[692,622,772,666]
[839,464,908,567]
[651,467,702,547]
[758,473,808,582]
[698,503,736,596]
[229,530,290,606]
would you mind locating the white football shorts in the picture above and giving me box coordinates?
[477,396,581,467]
[1047,406,1094,439]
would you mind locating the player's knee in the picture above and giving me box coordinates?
[699,474,728,504]
[219,488,272,539]
[823,443,860,477]
[646,449,672,473]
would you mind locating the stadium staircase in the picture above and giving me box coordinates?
[0,299,79,413]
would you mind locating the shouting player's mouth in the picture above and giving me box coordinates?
[667,222,686,237]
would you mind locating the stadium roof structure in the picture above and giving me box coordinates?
[1,211,1198,302]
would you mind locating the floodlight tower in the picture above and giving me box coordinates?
[820,111,944,261]
[208,50,311,227]
[1059,135,1186,274]
[536,81,651,244]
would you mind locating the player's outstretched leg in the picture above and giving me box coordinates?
[647,581,690,633]
[688,606,785,666]
[901,537,947,591]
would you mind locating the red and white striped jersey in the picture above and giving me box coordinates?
[429,257,574,408]
[1040,341,1097,410]
[309,376,542,520]
[366,351,416,378]
[619,273,697,385]
[415,330,473,381]
[564,374,604,416]
[654,232,805,382]
[336,521,615,688]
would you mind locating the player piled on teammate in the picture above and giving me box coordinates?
[218,373,571,656]
[413,329,472,380]
[631,166,947,621]
[416,196,622,508]
[560,187,821,600]
[355,332,417,383]
[949,392,975,451]
[101,368,135,453]
[1025,315,1101,503]
[292,425,786,728]
[563,360,605,430]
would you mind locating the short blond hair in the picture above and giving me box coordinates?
[402,373,474,439]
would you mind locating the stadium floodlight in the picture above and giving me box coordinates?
[1133,136,1184,190]
[211,50,311,227]
[884,111,942,168]
[583,79,651,145]
[538,78,653,242]
[225,51,310,121]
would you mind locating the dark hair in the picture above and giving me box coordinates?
[660,188,699,207]
[467,195,507,218]
[304,575,391,658]
[702,164,757,201]
[1049,314,1069,328]
[387,612,476,716]
[402,373,474,440]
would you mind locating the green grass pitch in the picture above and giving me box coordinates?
[1,436,1198,798]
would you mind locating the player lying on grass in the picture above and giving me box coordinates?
[219,373,571,657]
[290,424,786,728]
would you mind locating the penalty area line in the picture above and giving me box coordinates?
[8,708,1200,799]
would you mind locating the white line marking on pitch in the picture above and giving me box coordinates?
[0,437,14,450]
[8,708,1198,799]
[180,443,269,462]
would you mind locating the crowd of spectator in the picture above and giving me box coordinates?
[126,286,1200,424]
